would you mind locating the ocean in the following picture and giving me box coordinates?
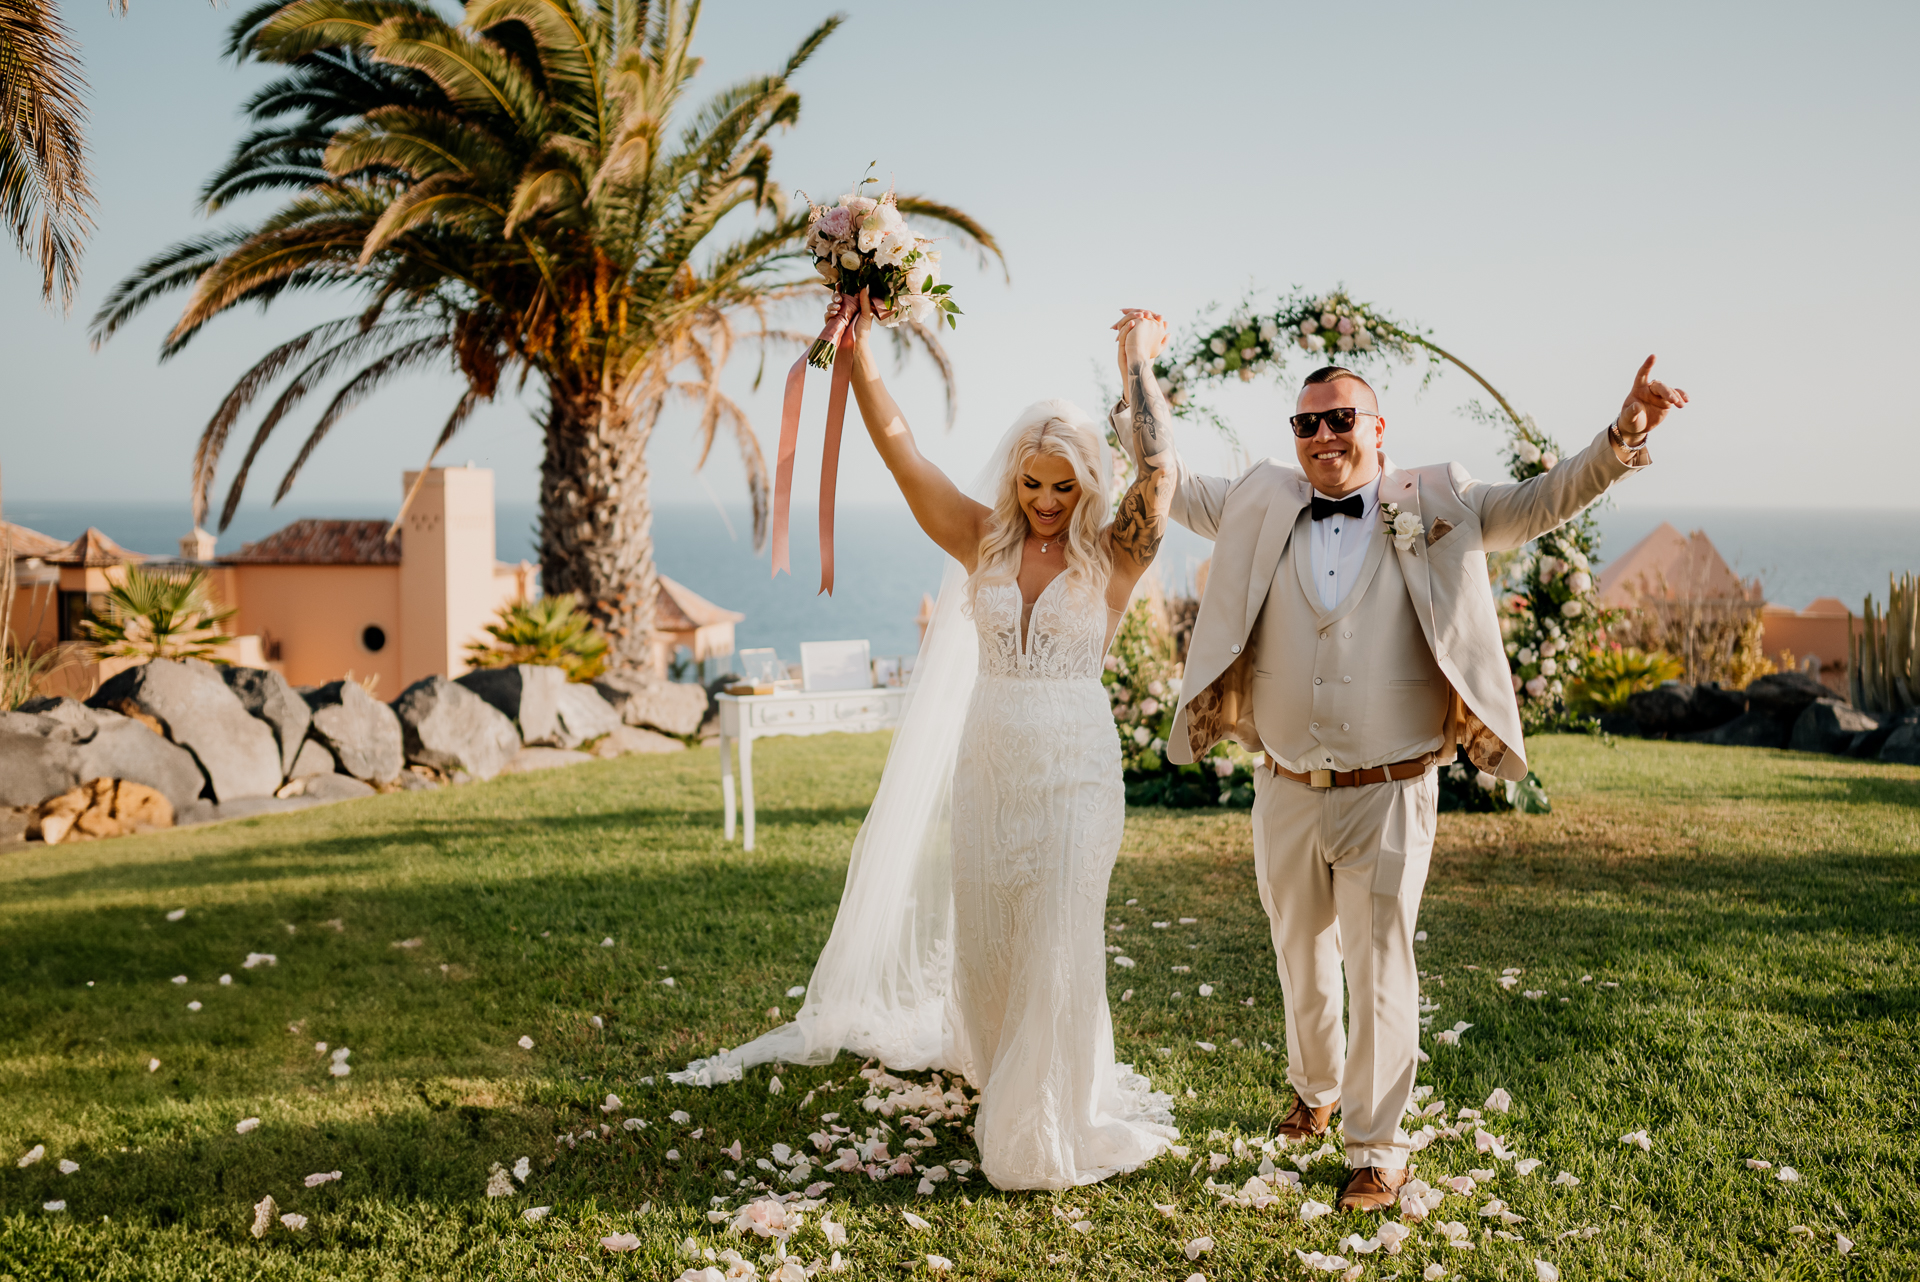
[7,498,1916,670]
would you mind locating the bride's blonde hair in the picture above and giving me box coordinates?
[970,402,1113,593]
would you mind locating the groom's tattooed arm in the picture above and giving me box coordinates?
[1111,359,1175,567]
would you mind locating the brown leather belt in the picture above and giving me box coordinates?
[1264,753,1436,789]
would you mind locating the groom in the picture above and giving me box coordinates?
[1112,321,1687,1210]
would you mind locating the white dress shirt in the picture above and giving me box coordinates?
[1307,475,1382,610]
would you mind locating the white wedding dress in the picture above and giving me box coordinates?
[671,399,1175,1191]
[946,572,1176,1188]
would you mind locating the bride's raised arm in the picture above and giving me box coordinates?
[1105,311,1174,610]
[846,291,991,571]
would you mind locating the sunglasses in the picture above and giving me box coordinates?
[1289,407,1383,439]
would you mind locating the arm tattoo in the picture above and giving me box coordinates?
[1113,357,1175,566]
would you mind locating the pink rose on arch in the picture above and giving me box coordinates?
[1512,673,1523,693]
[1213,759,1234,778]
[1524,676,1548,698]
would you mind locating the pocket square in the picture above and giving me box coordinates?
[1426,519,1454,547]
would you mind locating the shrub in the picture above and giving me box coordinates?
[465,594,609,682]
[82,565,235,663]
[1104,597,1254,809]
[1565,647,1683,715]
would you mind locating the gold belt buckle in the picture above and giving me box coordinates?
[1308,769,1334,789]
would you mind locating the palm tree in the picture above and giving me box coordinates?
[91,0,1000,670]
[1,0,94,307]
[82,564,237,661]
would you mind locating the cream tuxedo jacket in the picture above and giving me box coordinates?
[1134,421,1647,782]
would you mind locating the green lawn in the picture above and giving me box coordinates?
[2,734,1916,1280]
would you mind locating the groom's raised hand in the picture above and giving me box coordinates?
[1616,355,1689,445]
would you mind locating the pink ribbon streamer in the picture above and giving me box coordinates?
[770,300,855,584]
[816,335,856,596]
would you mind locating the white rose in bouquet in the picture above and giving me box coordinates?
[839,250,861,270]
[1299,318,1318,335]
[814,259,839,283]
[840,193,878,215]
[1516,440,1542,464]
[874,229,915,269]
[910,248,942,290]
[859,203,906,253]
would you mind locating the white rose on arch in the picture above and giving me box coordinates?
[1561,600,1584,618]
[1569,571,1593,593]
[1516,440,1542,464]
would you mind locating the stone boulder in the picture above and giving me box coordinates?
[16,696,105,740]
[89,659,281,801]
[73,719,206,814]
[282,772,376,802]
[590,725,687,758]
[0,728,80,807]
[303,680,404,785]
[176,795,327,826]
[1882,719,1920,766]
[32,778,174,844]
[593,669,708,737]
[1683,710,1791,749]
[391,675,521,780]
[458,664,567,744]
[1789,699,1881,756]
[1693,683,1748,728]
[288,738,338,779]
[221,666,313,779]
[1625,682,1700,736]
[554,681,622,748]
[1742,671,1832,721]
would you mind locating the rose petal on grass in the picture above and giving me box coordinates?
[1619,1129,1652,1151]
[590,1015,604,1029]
[1534,1261,1560,1282]
[1836,1233,1853,1255]
[235,1118,260,1134]
[147,1058,160,1072]
[251,1195,277,1237]
[17,1145,44,1168]
[522,1205,550,1222]
[927,1256,954,1272]
[242,953,276,969]
[1745,1158,1772,1170]
[1484,1088,1512,1113]
[1551,1171,1581,1187]
[517,1036,534,1050]
[187,1001,203,1012]
[279,1213,308,1231]
[57,1158,79,1175]
[1198,985,1215,997]
[304,1171,342,1187]
[600,1094,622,1113]
[769,1076,784,1095]
[1424,1266,1447,1280]
[1777,1167,1800,1182]
[1468,1168,1495,1183]
[903,1210,931,1230]
[1514,1158,1542,1176]
[329,1062,351,1078]
[43,1200,66,1212]
[601,1232,640,1252]
[1113,957,1135,969]
[1415,931,1428,941]
[512,1156,531,1183]
[171,975,188,985]
[1184,1236,1214,1260]
[1300,1199,1334,1221]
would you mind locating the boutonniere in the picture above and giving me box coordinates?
[1381,501,1425,552]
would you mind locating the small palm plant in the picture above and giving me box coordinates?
[465,593,608,682]
[82,565,237,662]
[1565,647,1684,716]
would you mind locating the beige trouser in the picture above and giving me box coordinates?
[1251,763,1436,1169]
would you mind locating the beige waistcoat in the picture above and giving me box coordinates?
[1252,514,1450,772]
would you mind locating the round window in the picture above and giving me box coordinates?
[361,625,387,653]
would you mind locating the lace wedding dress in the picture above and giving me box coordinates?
[949,572,1177,1188]
[670,400,1174,1191]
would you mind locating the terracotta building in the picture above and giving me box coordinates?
[5,466,739,697]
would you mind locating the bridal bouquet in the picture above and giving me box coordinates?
[801,187,960,366]
[774,178,961,597]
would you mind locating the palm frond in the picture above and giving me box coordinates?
[894,194,1007,279]
[1,0,95,307]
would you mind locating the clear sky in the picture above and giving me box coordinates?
[3,0,1917,530]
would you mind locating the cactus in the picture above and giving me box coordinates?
[1851,574,1917,715]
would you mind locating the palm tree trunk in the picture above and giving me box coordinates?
[538,387,658,672]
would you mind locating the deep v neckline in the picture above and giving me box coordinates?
[1019,571,1069,657]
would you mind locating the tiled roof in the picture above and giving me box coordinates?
[42,527,149,567]
[2,520,68,560]
[225,519,401,565]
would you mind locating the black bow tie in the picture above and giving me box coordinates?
[1311,494,1364,521]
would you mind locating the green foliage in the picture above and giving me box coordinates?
[1104,597,1253,808]
[464,592,608,682]
[81,565,236,662]
[1435,747,1552,814]
[1566,646,1684,715]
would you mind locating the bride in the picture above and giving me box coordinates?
[674,294,1181,1190]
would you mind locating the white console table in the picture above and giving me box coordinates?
[716,687,913,851]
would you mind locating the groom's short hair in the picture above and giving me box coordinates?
[1301,365,1375,395]
[1298,365,1378,411]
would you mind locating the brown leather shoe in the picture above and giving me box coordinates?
[1274,1095,1338,1142]
[1337,1165,1409,1212]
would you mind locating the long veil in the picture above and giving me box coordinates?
[671,399,1112,1087]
